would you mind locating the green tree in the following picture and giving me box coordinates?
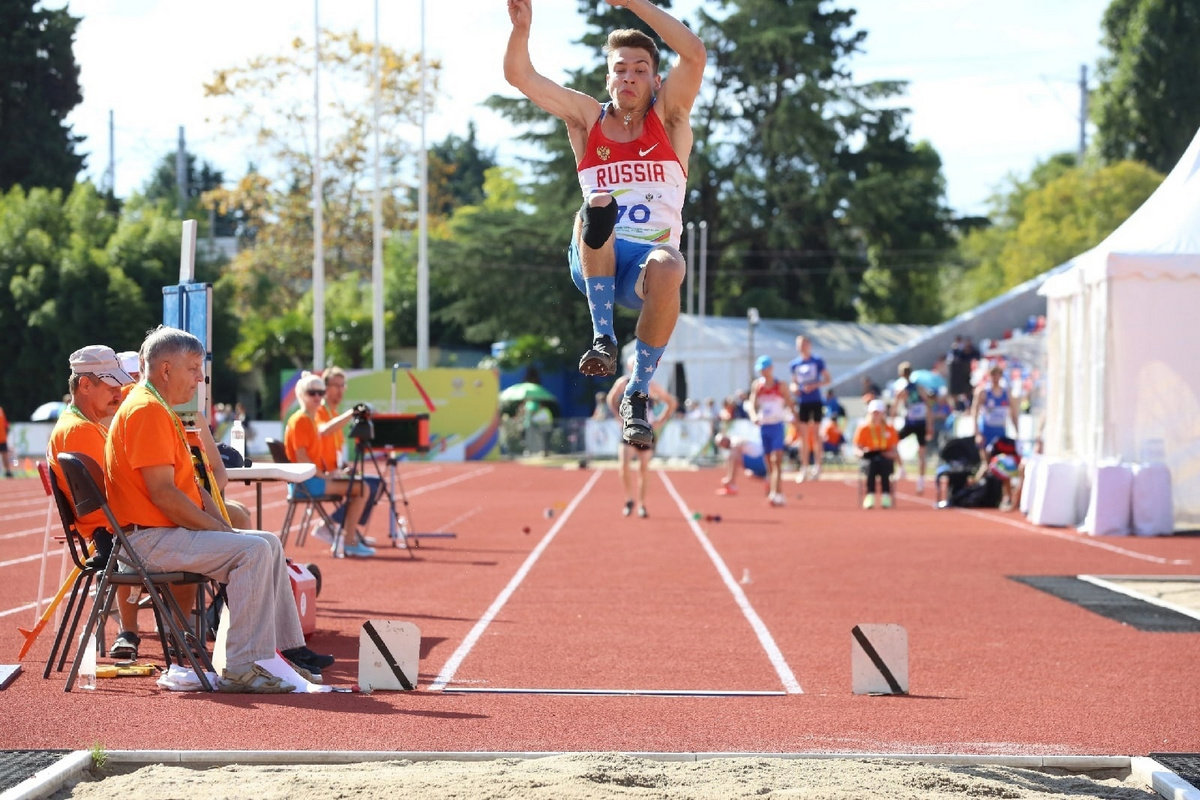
[0,1,85,193]
[1092,0,1200,173]
[202,29,438,369]
[426,122,498,217]
[0,184,195,417]
[947,160,1162,316]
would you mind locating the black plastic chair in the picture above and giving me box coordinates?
[264,438,345,548]
[55,452,214,692]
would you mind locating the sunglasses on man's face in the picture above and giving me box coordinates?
[307,389,326,397]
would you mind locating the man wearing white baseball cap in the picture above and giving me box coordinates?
[47,345,142,653]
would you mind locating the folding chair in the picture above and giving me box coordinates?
[55,452,215,692]
[264,438,344,548]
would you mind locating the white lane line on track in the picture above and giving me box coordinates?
[0,526,44,541]
[0,553,43,570]
[659,472,804,695]
[442,687,788,696]
[0,600,38,618]
[428,469,604,692]
[1078,574,1200,622]
[0,507,46,522]
[875,482,1191,566]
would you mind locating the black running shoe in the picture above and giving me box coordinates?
[108,630,140,660]
[619,391,654,449]
[281,646,335,670]
[578,335,618,377]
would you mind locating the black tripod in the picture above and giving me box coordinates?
[336,410,418,558]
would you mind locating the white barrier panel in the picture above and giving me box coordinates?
[1081,461,1133,537]
[1132,462,1174,536]
[585,418,713,460]
[1028,458,1083,528]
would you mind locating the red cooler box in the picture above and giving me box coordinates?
[288,562,318,635]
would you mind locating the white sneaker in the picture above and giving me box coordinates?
[916,475,925,494]
[794,470,806,484]
[810,465,821,480]
[313,524,334,544]
[769,493,786,507]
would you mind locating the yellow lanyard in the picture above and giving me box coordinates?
[66,404,109,439]
[143,382,230,523]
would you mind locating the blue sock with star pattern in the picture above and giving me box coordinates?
[584,277,615,342]
[626,338,666,396]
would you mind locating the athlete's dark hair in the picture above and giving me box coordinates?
[604,29,660,74]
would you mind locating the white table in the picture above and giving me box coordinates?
[227,463,316,529]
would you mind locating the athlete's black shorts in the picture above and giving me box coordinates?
[796,401,824,424]
[897,421,928,447]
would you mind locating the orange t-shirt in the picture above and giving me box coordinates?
[285,411,332,472]
[46,410,109,538]
[0,406,8,442]
[854,421,898,454]
[105,385,203,529]
[315,402,344,470]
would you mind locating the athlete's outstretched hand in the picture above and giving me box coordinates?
[603,0,628,8]
[507,0,531,30]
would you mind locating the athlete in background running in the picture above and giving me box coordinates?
[504,0,705,450]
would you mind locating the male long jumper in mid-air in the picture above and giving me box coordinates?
[504,0,706,449]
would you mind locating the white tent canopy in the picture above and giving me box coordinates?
[1040,125,1200,529]
[624,314,928,406]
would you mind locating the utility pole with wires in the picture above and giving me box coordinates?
[175,126,188,218]
[1078,64,1089,162]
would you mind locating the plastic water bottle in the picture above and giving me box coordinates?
[79,632,97,690]
[230,419,246,460]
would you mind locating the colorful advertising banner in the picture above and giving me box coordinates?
[281,368,500,461]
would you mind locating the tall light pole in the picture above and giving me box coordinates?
[312,0,325,370]
[747,307,759,387]
[685,222,695,316]
[416,0,430,369]
[698,220,708,319]
[371,0,384,371]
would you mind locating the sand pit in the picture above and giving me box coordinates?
[51,752,1162,799]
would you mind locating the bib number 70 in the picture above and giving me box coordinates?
[616,203,652,225]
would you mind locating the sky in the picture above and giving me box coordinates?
[48,0,1111,218]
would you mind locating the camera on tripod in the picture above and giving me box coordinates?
[349,402,374,443]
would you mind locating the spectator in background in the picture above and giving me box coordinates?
[823,389,846,427]
[854,398,899,509]
[948,335,974,399]
[608,356,677,518]
[591,391,613,420]
[714,431,766,495]
[788,335,831,482]
[0,403,12,478]
[891,361,935,494]
[860,375,882,404]
[971,363,1018,464]
[749,355,795,507]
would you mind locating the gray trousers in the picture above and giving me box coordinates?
[124,527,306,670]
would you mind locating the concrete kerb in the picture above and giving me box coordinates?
[5,750,1197,800]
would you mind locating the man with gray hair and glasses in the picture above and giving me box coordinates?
[104,326,332,693]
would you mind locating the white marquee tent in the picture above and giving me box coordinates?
[1040,126,1200,529]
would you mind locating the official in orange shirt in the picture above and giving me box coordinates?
[315,366,383,546]
[46,345,158,659]
[284,371,372,557]
[105,326,332,693]
[0,402,12,478]
[854,398,900,510]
